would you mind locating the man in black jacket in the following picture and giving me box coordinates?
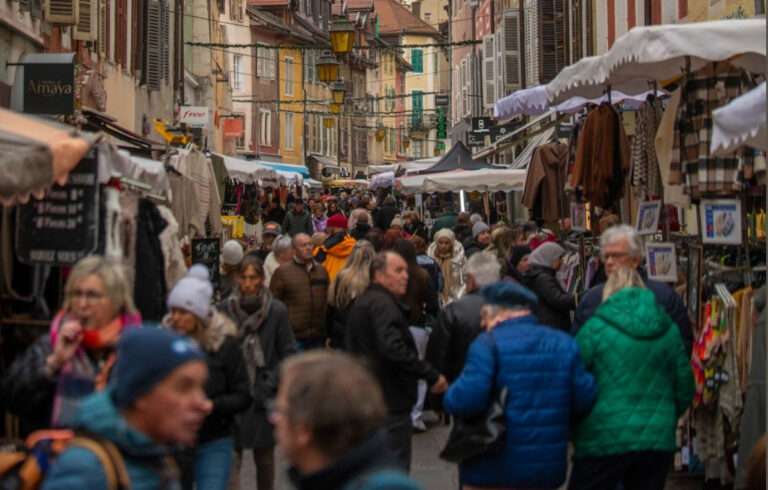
[426,251,501,382]
[346,251,448,471]
[374,196,399,231]
[573,225,693,353]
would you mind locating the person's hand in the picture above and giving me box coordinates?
[47,319,83,373]
[430,375,449,394]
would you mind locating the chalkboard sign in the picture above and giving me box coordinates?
[191,238,220,289]
[16,150,100,265]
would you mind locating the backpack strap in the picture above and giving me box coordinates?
[69,437,130,490]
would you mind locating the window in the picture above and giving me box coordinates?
[233,54,242,90]
[257,45,276,80]
[304,51,316,83]
[412,139,424,158]
[284,57,294,96]
[411,90,423,128]
[284,112,294,149]
[411,49,423,73]
[259,109,272,147]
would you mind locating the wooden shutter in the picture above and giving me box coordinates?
[45,0,77,24]
[538,0,566,83]
[494,29,504,100]
[97,0,108,56]
[411,49,423,73]
[161,0,170,82]
[503,10,521,93]
[73,0,97,40]
[482,35,495,108]
[524,0,539,87]
[146,0,162,90]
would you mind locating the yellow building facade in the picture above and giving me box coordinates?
[683,0,764,21]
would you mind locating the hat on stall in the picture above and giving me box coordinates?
[472,222,490,239]
[111,327,206,408]
[221,240,244,266]
[327,213,349,230]
[263,222,282,236]
[481,280,538,309]
[167,265,213,321]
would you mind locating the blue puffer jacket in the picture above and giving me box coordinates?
[443,315,597,489]
[42,390,180,490]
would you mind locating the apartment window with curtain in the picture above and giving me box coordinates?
[284,57,294,96]
[257,45,276,80]
[285,112,294,149]
[259,109,272,147]
[233,55,242,90]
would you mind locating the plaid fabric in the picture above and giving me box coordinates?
[670,64,755,198]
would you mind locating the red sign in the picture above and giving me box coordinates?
[222,117,244,138]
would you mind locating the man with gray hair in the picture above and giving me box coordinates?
[427,252,502,382]
[263,235,294,286]
[573,224,692,352]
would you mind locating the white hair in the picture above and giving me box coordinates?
[470,213,483,225]
[273,235,293,256]
[600,224,643,259]
[465,252,501,288]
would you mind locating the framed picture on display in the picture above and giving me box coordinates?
[700,199,742,245]
[687,244,703,331]
[636,200,662,235]
[645,242,678,283]
[571,202,587,232]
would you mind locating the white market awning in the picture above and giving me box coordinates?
[397,168,527,194]
[216,153,278,184]
[711,82,768,155]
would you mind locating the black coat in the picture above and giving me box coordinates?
[463,237,485,258]
[345,284,440,415]
[198,336,251,444]
[426,292,484,382]
[375,204,398,230]
[522,265,575,332]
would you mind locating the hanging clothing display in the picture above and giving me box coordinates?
[156,205,188,290]
[171,149,222,236]
[569,104,631,209]
[669,63,756,197]
[133,199,168,322]
[631,97,664,199]
[521,143,569,222]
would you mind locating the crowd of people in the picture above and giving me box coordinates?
[1,189,765,490]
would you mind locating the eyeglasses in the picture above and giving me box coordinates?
[69,289,106,303]
[601,252,630,261]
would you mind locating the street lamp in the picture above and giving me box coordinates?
[329,19,355,55]
[330,81,346,105]
[330,102,342,114]
[317,52,340,82]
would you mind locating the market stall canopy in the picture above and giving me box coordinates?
[507,128,556,169]
[369,171,395,190]
[418,142,493,174]
[257,161,310,178]
[304,178,324,189]
[711,82,767,155]
[398,168,526,194]
[368,157,439,175]
[0,107,100,205]
[547,19,766,104]
[216,153,279,184]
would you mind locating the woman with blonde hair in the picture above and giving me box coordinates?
[568,266,695,490]
[428,228,466,305]
[4,255,142,430]
[327,240,376,348]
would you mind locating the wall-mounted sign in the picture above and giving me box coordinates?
[471,117,492,134]
[700,199,742,245]
[434,94,449,106]
[21,53,75,115]
[179,106,210,128]
[468,132,484,147]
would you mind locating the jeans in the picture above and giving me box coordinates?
[568,450,673,490]
[179,437,234,490]
[384,414,413,472]
[409,326,431,426]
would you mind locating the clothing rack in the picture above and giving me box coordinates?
[119,177,168,204]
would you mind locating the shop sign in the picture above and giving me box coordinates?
[191,238,220,288]
[434,94,449,106]
[22,54,75,115]
[180,106,210,128]
[467,132,485,147]
[471,117,492,134]
[16,150,100,265]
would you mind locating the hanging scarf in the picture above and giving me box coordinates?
[227,288,272,391]
[49,310,142,427]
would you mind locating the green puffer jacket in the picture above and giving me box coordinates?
[573,287,695,458]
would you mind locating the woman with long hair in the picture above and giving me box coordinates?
[427,228,466,306]
[568,267,694,490]
[327,240,377,348]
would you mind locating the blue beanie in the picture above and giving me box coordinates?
[481,280,538,309]
[112,326,206,408]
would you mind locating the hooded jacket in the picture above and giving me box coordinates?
[573,287,695,458]
[42,390,179,490]
[315,232,357,282]
[522,265,575,331]
[427,238,466,305]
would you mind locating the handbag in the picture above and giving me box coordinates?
[439,332,508,464]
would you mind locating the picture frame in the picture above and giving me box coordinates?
[571,202,587,232]
[635,200,662,235]
[700,199,743,245]
[645,242,678,283]
[687,244,703,332]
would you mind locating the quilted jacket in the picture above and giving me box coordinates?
[443,315,597,489]
[573,287,695,458]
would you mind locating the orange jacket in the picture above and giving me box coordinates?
[314,233,357,282]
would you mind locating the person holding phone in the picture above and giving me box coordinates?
[3,255,142,431]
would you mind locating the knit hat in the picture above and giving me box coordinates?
[433,228,456,242]
[481,280,538,309]
[327,213,348,230]
[527,242,566,269]
[167,265,213,321]
[472,221,490,239]
[470,213,483,225]
[222,240,244,266]
[112,327,206,408]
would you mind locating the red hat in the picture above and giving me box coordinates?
[326,213,348,230]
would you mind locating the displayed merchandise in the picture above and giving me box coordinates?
[645,242,678,283]
[635,200,662,235]
[700,199,743,245]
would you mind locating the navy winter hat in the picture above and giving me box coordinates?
[112,326,206,408]
[481,280,538,309]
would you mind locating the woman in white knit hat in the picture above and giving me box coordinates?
[164,265,251,490]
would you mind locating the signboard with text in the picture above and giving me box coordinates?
[471,117,492,134]
[434,94,449,106]
[179,106,210,128]
[23,59,75,115]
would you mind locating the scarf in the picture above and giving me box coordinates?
[228,288,272,390]
[49,310,142,427]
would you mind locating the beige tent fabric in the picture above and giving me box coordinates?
[655,88,689,208]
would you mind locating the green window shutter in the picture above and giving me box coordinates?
[412,90,423,128]
[411,49,423,73]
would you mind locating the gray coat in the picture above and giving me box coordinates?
[219,295,297,449]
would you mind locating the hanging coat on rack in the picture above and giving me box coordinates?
[134,199,168,321]
[522,143,569,222]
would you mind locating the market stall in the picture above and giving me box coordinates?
[711,82,768,155]
[397,168,526,194]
